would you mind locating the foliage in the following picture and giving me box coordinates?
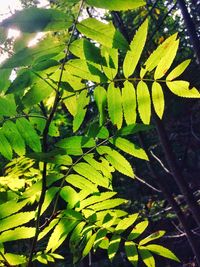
[0,0,199,266]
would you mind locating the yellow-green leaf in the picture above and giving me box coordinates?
[152,82,164,119]
[125,241,138,267]
[154,39,179,79]
[110,137,148,160]
[137,81,151,124]
[139,230,165,246]
[145,244,180,262]
[107,83,123,129]
[139,246,155,267]
[167,59,191,81]
[166,80,200,98]
[122,81,137,125]
[123,20,148,78]
[82,233,97,258]
[141,33,178,78]
[128,221,149,240]
[97,146,134,178]
[115,214,139,234]
[0,130,12,160]
[94,86,107,126]
[86,0,145,11]
[101,47,118,80]
[108,234,121,261]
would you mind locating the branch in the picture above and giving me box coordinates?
[27,1,85,266]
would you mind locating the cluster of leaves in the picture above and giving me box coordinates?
[0,0,199,266]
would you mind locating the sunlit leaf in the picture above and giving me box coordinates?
[128,221,149,240]
[110,137,148,160]
[77,18,128,50]
[139,246,155,267]
[0,94,16,116]
[152,82,164,119]
[154,39,179,79]
[166,80,200,98]
[139,231,165,245]
[97,146,134,178]
[86,0,145,10]
[167,59,191,81]
[123,20,148,78]
[0,227,35,243]
[122,81,137,125]
[137,81,151,124]
[145,244,180,262]
[125,241,138,267]
[108,234,121,261]
[101,47,118,80]
[94,86,107,126]
[107,83,123,129]
[115,214,139,234]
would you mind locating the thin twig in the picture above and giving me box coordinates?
[150,150,171,174]
[134,174,161,192]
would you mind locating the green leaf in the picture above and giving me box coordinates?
[82,233,97,258]
[125,241,138,267]
[7,70,34,94]
[16,118,41,152]
[65,59,107,83]
[110,137,148,160]
[0,94,16,116]
[145,244,180,262]
[94,229,108,250]
[38,218,59,241]
[84,153,114,179]
[87,198,127,211]
[0,69,11,93]
[0,199,29,220]
[0,130,12,160]
[167,59,191,81]
[166,80,200,98]
[2,121,25,156]
[77,192,117,210]
[4,253,26,265]
[86,0,145,10]
[69,221,86,251]
[117,123,153,136]
[1,36,65,69]
[70,38,103,65]
[22,78,53,107]
[123,20,148,78]
[41,187,59,215]
[139,231,165,246]
[97,146,134,178]
[94,86,107,126]
[108,234,121,261]
[60,186,79,208]
[73,90,89,132]
[77,18,129,50]
[0,227,35,243]
[66,174,98,192]
[0,211,35,232]
[73,162,110,189]
[128,221,149,240]
[28,151,72,165]
[46,218,78,252]
[115,214,139,234]
[122,81,137,125]
[56,136,95,156]
[101,47,118,80]
[137,81,151,124]
[152,82,164,119]
[107,83,123,129]
[0,7,73,32]
[141,33,178,78]
[139,246,155,267]
[154,39,179,79]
